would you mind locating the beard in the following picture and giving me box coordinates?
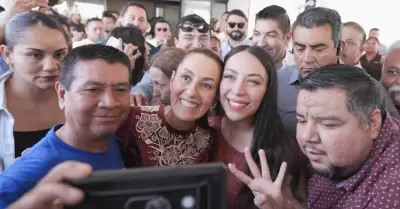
[228,30,245,41]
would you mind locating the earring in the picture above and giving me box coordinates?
[59,101,65,109]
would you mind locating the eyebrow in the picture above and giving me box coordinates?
[183,68,216,82]
[296,113,344,122]
[26,48,68,52]
[83,81,130,87]
[293,42,328,48]
[224,68,264,80]
[266,30,279,35]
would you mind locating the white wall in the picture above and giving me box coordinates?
[317,0,400,46]
[228,0,400,45]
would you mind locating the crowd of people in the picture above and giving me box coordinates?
[0,0,400,208]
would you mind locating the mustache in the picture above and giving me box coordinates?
[388,84,400,94]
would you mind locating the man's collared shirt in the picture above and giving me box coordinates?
[221,39,251,60]
[308,114,400,209]
[277,65,299,136]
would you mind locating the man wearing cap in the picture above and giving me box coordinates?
[381,40,400,113]
[130,14,211,106]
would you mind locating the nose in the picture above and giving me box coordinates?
[42,56,58,72]
[231,79,246,96]
[184,82,198,98]
[192,38,201,49]
[299,121,320,144]
[98,89,120,108]
[303,48,315,64]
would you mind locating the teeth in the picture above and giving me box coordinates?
[229,100,247,107]
[180,99,198,108]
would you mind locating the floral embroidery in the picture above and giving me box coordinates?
[135,107,211,166]
[140,106,160,112]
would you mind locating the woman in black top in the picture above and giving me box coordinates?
[360,37,384,80]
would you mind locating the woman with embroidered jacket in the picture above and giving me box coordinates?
[210,46,308,209]
[117,48,222,167]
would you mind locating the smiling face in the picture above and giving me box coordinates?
[169,53,221,122]
[252,19,289,64]
[57,59,131,137]
[220,50,268,122]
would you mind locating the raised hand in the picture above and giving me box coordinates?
[116,39,142,70]
[8,0,48,14]
[229,147,290,209]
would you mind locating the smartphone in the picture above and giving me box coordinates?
[64,163,227,209]
[106,36,121,49]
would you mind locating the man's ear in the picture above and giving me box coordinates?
[55,82,67,110]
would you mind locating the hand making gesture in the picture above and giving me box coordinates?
[229,147,292,209]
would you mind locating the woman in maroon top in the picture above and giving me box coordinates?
[118,48,222,167]
[210,46,307,209]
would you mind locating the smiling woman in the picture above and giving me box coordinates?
[117,48,223,168]
[0,11,69,170]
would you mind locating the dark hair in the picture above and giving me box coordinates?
[300,64,385,125]
[102,11,117,23]
[221,45,306,203]
[177,14,210,37]
[343,21,366,44]
[370,28,379,32]
[149,18,171,38]
[227,9,247,21]
[120,2,147,18]
[51,13,69,30]
[85,17,102,27]
[292,7,342,47]
[149,48,186,78]
[60,45,131,90]
[109,26,146,85]
[366,36,380,45]
[0,6,4,13]
[256,5,291,34]
[70,22,85,33]
[179,48,223,129]
[5,11,69,50]
[177,14,208,28]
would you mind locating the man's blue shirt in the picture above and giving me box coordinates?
[0,124,124,207]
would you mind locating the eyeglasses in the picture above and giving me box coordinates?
[178,22,210,33]
[228,22,245,29]
[157,28,168,32]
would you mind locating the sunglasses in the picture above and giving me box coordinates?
[178,22,210,33]
[228,22,245,29]
[157,28,168,32]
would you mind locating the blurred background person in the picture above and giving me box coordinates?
[73,17,104,48]
[340,21,365,67]
[360,37,383,80]
[109,26,148,86]
[147,48,186,105]
[102,11,117,38]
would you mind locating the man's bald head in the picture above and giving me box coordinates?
[381,40,400,107]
